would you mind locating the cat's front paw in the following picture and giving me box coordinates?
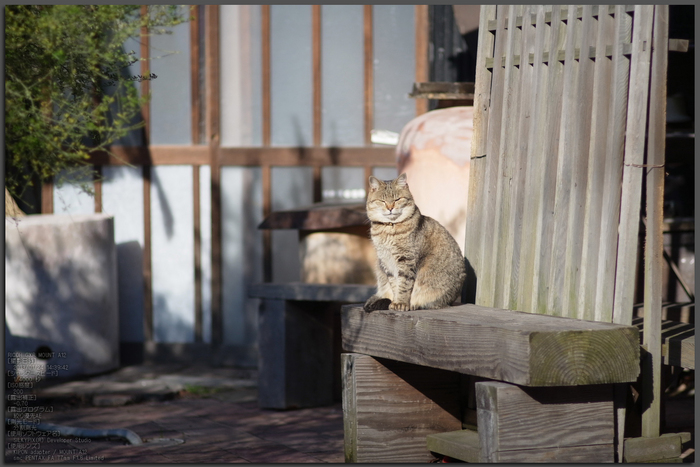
[389,301,410,311]
[364,295,391,312]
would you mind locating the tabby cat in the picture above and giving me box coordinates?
[363,173,466,312]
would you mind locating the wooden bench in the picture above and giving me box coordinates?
[249,283,374,409]
[341,304,640,463]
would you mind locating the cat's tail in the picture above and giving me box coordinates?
[363,295,391,312]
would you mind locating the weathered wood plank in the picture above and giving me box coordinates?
[248,282,375,302]
[341,305,640,386]
[641,4,669,439]
[532,4,565,315]
[341,353,462,463]
[505,5,537,311]
[595,5,632,323]
[547,4,582,318]
[489,444,615,463]
[561,5,597,320]
[515,5,548,314]
[577,5,615,322]
[426,429,480,463]
[476,5,509,308]
[633,317,695,370]
[476,381,615,462]
[464,5,496,304]
[624,433,686,463]
[612,5,654,326]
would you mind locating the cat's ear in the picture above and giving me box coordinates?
[368,176,381,192]
[395,173,408,188]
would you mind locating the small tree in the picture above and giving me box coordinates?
[5,5,189,213]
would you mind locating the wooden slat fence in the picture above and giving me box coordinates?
[465,5,668,328]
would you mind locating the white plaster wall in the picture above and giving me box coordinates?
[150,166,195,343]
[271,167,314,283]
[221,167,263,353]
[101,165,145,343]
[199,165,212,344]
[53,169,95,215]
[220,5,261,147]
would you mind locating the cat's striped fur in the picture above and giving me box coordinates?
[363,173,466,312]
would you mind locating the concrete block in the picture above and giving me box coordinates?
[5,214,120,378]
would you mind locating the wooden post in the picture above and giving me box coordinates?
[258,299,334,409]
[342,353,462,463]
[641,4,668,439]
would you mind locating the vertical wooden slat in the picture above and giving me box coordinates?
[531,4,565,315]
[594,5,632,323]
[515,5,548,313]
[578,5,615,322]
[464,5,496,304]
[502,5,537,310]
[561,5,596,319]
[262,5,271,147]
[364,5,373,146]
[41,179,54,214]
[546,4,580,317]
[474,5,508,307]
[142,165,153,342]
[488,5,521,309]
[506,5,537,311]
[312,165,322,203]
[612,5,654,326]
[641,4,668,439]
[262,165,272,282]
[193,165,202,343]
[191,5,201,145]
[415,5,429,117]
[140,5,153,342]
[312,5,322,146]
[93,165,102,213]
[140,5,151,139]
[205,5,222,346]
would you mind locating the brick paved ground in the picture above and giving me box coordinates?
[5,365,346,463]
[6,394,345,463]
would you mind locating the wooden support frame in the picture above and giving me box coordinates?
[363,5,373,145]
[414,5,429,116]
[205,4,222,347]
[342,353,462,463]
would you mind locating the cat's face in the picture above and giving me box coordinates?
[366,173,416,223]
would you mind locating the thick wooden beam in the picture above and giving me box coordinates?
[342,304,640,386]
[342,353,462,463]
[476,381,615,462]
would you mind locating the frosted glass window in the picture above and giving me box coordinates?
[373,166,399,181]
[321,5,364,146]
[220,5,262,147]
[271,167,313,283]
[111,36,146,146]
[150,166,195,343]
[270,5,313,146]
[322,167,365,203]
[101,166,145,343]
[373,5,416,135]
[149,6,192,145]
[221,167,263,363]
[53,169,95,215]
